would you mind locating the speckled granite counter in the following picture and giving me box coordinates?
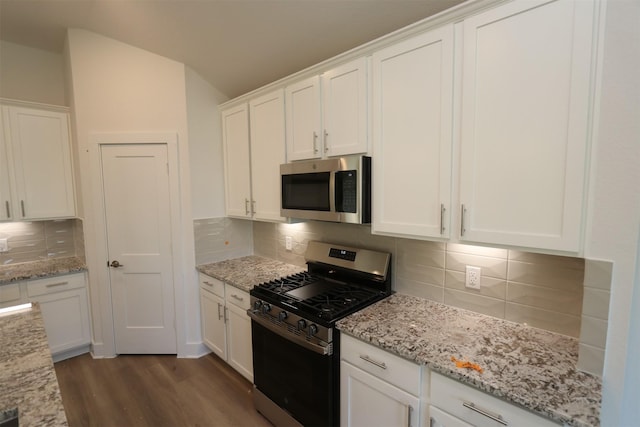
[0,303,68,426]
[337,293,601,427]
[196,256,304,292]
[0,257,86,285]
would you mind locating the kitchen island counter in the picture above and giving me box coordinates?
[337,293,601,427]
[0,303,68,427]
[197,256,304,293]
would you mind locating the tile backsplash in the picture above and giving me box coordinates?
[193,217,253,265]
[252,220,612,376]
[0,219,85,264]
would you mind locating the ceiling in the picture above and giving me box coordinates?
[0,0,466,99]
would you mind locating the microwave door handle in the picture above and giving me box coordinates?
[329,171,336,214]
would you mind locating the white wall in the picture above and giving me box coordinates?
[185,66,228,219]
[65,28,202,357]
[0,40,67,106]
[585,0,640,425]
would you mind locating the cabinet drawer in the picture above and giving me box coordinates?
[341,333,422,396]
[199,273,224,298]
[26,273,85,297]
[431,372,559,426]
[0,283,21,305]
[225,286,250,310]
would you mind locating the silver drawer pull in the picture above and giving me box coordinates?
[359,354,387,370]
[406,404,413,427]
[203,281,214,287]
[5,201,10,219]
[463,401,507,425]
[231,294,244,301]
[46,281,69,288]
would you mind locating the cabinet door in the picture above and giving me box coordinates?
[322,58,368,157]
[222,103,252,218]
[459,0,595,252]
[341,361,421,427]
[200,288,227,359]
[371,25,454,239]
[32,287,91,355]
[225,301,253,382]
[0,110,13,221]
[429,406,473,427]
[249,90,286,222]
[285,76,322,161]
[6,106,75,219]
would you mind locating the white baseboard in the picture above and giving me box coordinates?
[179,342,211,358]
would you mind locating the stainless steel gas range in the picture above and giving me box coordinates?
[247,241,392,427]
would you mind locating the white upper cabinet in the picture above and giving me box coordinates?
[285,57,368,161]
[285,76,322,161]
[322,57,368,157]
[0,112,12,221]
[458,0,596,252]
[222,103,252,218]
[1,105,75,220]
[249,90,286,222]
[371,25,454,239]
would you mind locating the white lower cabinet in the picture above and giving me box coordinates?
[1,272,91,361]
[341,334,423,427]
[430,372,560,427]
[199,273,253,382]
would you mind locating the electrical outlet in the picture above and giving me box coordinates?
[0,238,8,252]
[465,265,481,290]
[285,236,293,251]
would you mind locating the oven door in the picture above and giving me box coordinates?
[251,319,339,427]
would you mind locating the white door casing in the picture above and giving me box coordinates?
[100,142,177,354]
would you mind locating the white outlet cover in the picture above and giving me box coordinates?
[285,236,293,251]
[0,238,8,252]
[465,265,481,290]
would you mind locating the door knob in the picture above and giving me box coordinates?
[109,260,123,268]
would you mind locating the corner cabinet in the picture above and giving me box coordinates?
[371,25,454,240]
[222,103,252,218]
[199,273,253,382]
[458,0,596,252]
[1,104,76,221]
[340,334,423,427]
[285,57,368,161]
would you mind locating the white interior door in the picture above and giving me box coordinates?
[101,143,176,354]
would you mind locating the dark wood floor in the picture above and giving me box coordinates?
[54,353,273,427]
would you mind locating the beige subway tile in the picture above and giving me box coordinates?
[398,239,446,269]
[397,264,445,287]
[395,278,444,303]
[582,287,611,320]
[446,252,507,279]
[446,243,508,259]
[508,251,585,269]
[444,289,505,319]
[505,302,581,337]
[579,315,608,348]
[253,237,277,259]
[584,259,613,290]
[577,343,605,377]
[507,260,584,292]
[445,270,506,299]
[506,282,583,315]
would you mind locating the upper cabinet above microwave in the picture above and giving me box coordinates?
[285,57,368,161]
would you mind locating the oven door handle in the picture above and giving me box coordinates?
[247,310,333,356]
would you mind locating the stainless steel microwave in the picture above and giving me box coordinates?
[280,155,371,224]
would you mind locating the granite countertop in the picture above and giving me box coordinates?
[0,303,68,426]
[0,257,87,286]
[196,255,304,292]
[337,293,601,427]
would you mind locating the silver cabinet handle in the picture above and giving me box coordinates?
[20,200,25,217]
[217,302,223,320]
[406,404,413,427]
[324,130,329,153]
[46,281,69,288]
[440,204,446,235]
[203,281,214,287]
[251,200,256,215]
[359,354,387,370]
[313,131,319,153]
[5,201,10,219]
[460,204,467,236]
[231,294,244,302]
[463,401,507,425]
[244,198,250,215]
[224,306,229,322]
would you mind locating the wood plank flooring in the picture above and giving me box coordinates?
[54,353,273,427]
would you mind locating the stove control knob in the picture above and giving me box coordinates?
[278,311,288,322]
[253,300,262,311]
[308,324,318,337]
[261,303,271,314]
[297,319,307,331]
